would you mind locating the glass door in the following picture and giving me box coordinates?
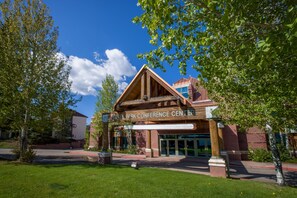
[177,140,185,156]
[168,140,176,156]
[197,139,211,157]
[160,140,168,156]
[186,140,195,157]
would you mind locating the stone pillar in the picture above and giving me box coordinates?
[208,119,226,178]
[145,130,153,158]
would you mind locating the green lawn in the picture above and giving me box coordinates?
[0,140,18,149]
[0,161,296,198]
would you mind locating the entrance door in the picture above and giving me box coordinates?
[186,140,195,156]
[160,140,168,156]
[168,140,176,156]
[178,140,185,156]
[197,138,211,157]
[160,139,176,156]
[159,134,211,158]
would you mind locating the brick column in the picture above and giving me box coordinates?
[208,119,226,178]
[145,130,152,158]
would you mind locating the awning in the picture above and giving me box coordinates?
[123,123,195,130]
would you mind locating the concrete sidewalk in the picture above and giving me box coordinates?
[1,148,296,186]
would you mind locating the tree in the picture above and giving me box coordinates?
[93,74,119,150]
[96,74,119,113]
[0,0,77,161]
[134,0,297,185]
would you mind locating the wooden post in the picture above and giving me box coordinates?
[209,119,220,157]
[208,119,226,178]
[141,73,145,99]
[218,127,224,150]
[146,73,151,100]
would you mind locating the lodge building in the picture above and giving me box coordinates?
[89,65,272,164]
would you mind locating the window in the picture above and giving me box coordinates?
[176,86,189,98]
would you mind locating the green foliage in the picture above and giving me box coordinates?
[93,75,119,150]
[134,0,297,131]
[0,0,77,159]
[127,145,138,154]
[248,144,292,162]
[135,1,296,184]
[96,74,119,113]
[0,139,18,149]
[20,146,36,163]
[83,127,90,150]
[12,146,36,163]
[248,148,272,162]
[277,144,292,162]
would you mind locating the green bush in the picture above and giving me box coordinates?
[21,147,36,163]
[12,146,36,163]
[127,145,138,154]
[248,148,272,162]
[277,144,292,162]
[84,129,90,150]
[248,144,292,162]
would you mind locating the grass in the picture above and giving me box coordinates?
[286,158,297,163]
[0,161,296,198]
[0,139,18,149]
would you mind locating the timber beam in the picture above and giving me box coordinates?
[120,96,181,106]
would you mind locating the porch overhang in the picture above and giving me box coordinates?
[123,123,196,130]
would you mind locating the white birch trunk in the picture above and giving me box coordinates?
[266,124,285,186]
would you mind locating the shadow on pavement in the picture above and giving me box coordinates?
[229,161,297,187]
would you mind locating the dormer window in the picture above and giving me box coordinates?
[176,86,189,98]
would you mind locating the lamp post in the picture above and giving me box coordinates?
[98,112,111,164]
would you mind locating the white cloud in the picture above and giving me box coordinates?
[63,49,137,95]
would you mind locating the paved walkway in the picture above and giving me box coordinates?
[1,148,297,187]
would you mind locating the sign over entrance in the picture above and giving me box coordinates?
[111,108,201,122]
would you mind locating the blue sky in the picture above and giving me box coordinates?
[43,0,199,124]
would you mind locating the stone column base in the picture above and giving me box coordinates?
[98,152,111,164]
[145,148,153,158]
[208,157,226,178]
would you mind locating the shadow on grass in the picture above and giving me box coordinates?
[0,154,129,170]
[36,163,128,170]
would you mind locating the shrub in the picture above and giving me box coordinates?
[127,145,138,154]
[248,144,292,162]
[21,147,36,163]
[12,146,36,163]
[248,148,272,162]
[84,129,90,150]
[277,144,292,162]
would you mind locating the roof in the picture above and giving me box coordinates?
[113,65,191,110]
[72,111,88,118]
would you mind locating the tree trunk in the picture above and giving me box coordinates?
[102,122,108,151]
[266,124,285,186]
[279,132,284,145]
[19,127,28,161]
[284,129,290,151]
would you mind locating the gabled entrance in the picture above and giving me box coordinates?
[114,65,189,113]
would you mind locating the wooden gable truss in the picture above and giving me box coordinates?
[114,65,190,112]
